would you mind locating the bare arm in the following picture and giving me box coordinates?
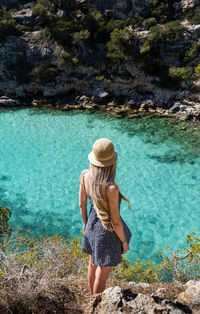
[79,170,88,231]
[107,185,129,254]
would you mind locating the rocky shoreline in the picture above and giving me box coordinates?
[1,91,200,123]
[0,1,200,123]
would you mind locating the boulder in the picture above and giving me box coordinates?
[176,281,200,305]
[0,96,19,106]
[92,90,110,105]
[12,9,35,26]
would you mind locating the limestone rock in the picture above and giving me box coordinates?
[92,90,110,105]
[169,102,181,113]
[0,96,19,106]
[176,281,200,305]
[88,286,192,314]
[12,8,35,26]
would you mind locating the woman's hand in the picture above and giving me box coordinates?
[122,241,129,254]
[83,224,87,232]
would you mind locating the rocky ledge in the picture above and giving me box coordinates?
[87,281,200,314]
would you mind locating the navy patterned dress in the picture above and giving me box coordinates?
[81,193,132,267]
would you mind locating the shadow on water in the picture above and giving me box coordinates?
[0,182,72,239]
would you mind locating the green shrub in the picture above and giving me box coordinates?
[96,75,112,85]
[184,41,200,64]
[186,7,200,25]
[106,27,134,59]
[29,65,57,84]
[47,18,73,47]
[39,26,53,40]
[149,0,175,24]
[195,64,200,77]
[141,21,185,57]
[74,29,90,41]
[162,20,185,43]
[57,49,71,67]
[0,205,12,241]
[32,3,48,17]
[0,6,19,39]
[112,257,158,283]
[168,66,193,82]
[72,57,80,66]
[144,17,157,29]
[157,233,200,282]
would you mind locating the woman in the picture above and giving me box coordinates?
[79,138,132,295]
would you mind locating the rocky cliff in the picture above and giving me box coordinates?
[0,0,200,122]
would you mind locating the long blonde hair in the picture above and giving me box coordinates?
[84,163,130,231]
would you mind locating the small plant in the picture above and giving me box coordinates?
[186,7,200,25]
[157,232,200,282]
[32,3,48,17]
[57,49,71,67]
[96,75,112,84]
[74,29,90,41]
[168,66,193,82]
[184,41,200,64]
[144,17,157,29]
[195,64,200,77]
[72,57,80,66]
[0,6,19,39]
[29,65,57,84]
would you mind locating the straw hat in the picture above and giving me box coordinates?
[88,138,117,167]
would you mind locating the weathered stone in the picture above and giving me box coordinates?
[12,9,35,26]
[125,100,140,109]
[0,96,19,106]
[88,286,192,314]
[92,90,110,105]
[169,102,181,113]
[176,281,200,305]
[107,100,117,107]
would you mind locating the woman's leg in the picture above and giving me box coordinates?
[93,265,112,294]
[88,255,98,294]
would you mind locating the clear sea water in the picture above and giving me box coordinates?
[0,107,200,264]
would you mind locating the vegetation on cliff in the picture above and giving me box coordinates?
[1,0,200,90]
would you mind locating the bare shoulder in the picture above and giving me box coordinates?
[106,184,119,198]
[79,169,89,183]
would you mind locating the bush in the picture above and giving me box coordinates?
[141,21,185,57]
[168,66,193,82]
[106,27,134,60]
[0,6,19,39]
[186,7,200,25]
[149,0,175,24]
[32,3,48,17]
[157,232,200,282]
[29,65,57,84]
[144,17,157,29]
[47,18,73,47]
[57,49,71,67]
[74,29,90,41]
[184,41,200,64]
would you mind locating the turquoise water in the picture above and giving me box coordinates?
[0,107,200,263]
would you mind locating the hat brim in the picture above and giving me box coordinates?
[88,151,117,167]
